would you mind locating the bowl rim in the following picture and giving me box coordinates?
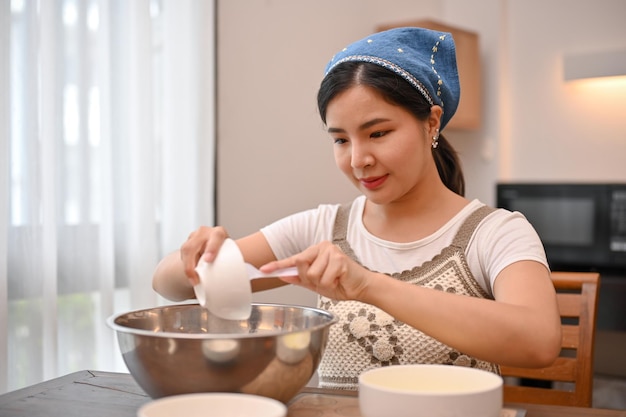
[358,364,503,396]
[106,302,337,339]
[137,392,287,417]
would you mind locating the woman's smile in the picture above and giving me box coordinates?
[359,174,388,190]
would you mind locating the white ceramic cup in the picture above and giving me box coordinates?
[194,238,252,320]
[359,364,503,417]
[137,393,287,417]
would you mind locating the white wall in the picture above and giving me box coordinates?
[216,0,626,307]
[440,0,505,204]
[504,0,626,182]
[216,0,443,235]
[216,0,443,306]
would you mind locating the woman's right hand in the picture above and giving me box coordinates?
[152,225,231,301]
[153,228,278,302]
[180,225,230,285]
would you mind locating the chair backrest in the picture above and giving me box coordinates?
[500,271,600,407]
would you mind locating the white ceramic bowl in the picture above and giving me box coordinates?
[137,393,287,417]
[359,365,503,417]
[194,238,251,320]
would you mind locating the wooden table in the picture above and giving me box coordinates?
[0,370,624,417]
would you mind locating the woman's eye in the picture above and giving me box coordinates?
[371,130,388,138]
[333,137,347,145]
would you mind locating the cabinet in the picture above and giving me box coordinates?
[377,20,482,130]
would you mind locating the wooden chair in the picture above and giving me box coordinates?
[500,271,600,407]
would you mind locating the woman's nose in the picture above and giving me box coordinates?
[351,143,374,169]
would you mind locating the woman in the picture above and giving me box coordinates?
[152,27,561,390]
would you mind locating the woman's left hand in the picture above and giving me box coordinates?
[259,241,374,301]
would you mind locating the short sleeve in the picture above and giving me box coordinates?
[468,209,549,293]
[260,204,339,260]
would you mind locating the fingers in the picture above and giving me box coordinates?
[200,226,229,262]
[259,258,295,273]
[305,243,340,286]
[259,241,364,301]
[180,226,229,281]
[263,242,349,296]
[260,258,302,286]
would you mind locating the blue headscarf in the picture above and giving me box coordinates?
[324,27,461,131]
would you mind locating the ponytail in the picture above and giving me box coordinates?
[432,134,465,196]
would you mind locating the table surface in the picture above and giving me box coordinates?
[0,370,624,417]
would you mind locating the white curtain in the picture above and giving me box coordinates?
[0,0,215,393]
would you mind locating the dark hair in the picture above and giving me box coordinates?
[317,62,465,196]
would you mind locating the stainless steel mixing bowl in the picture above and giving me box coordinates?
[107,303,336,403]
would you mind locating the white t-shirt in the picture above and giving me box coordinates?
[261,195,548,295]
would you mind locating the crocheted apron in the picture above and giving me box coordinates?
[317,203,500,390]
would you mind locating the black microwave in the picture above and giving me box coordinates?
[496,183,626,272]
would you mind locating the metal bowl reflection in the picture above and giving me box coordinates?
[107,303,336,403]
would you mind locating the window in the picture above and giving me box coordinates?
[1,0,215,393]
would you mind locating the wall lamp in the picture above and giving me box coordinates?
[563,48,626,81]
